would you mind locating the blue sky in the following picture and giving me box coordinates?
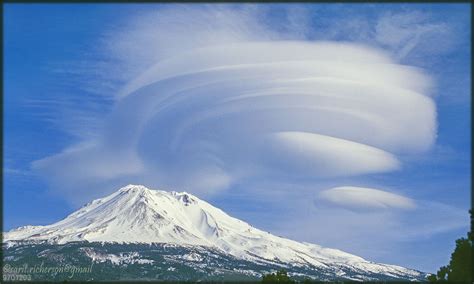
[3,4,471,273]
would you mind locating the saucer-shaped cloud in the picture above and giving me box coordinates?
[318,186,416,210]
[261,132,399,177]
[33,41,436,201]
[32,8,437,203]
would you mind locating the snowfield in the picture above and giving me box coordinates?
[4,184,425,280]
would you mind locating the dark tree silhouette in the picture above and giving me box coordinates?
[428,210,473,282]
[262,269,295,283]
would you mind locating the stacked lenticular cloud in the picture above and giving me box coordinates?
[35,41,436,195]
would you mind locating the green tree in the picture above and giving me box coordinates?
[429,210,473,282]
[447,237,472,282]
[262,269,295,283]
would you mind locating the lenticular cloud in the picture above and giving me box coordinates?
[33,14,436,200]
[318,186,416,210]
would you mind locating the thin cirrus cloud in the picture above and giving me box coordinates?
[317,186,416,211]
[32,6,437,205]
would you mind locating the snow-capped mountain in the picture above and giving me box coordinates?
[4,184,425,281]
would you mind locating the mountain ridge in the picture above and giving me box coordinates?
[4,184,427,281]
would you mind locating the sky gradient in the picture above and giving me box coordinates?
[3,4,471,273]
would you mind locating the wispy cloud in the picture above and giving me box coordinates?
[375,11,453,61]
[4,168,32,176]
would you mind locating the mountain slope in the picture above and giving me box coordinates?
[4,184,426,281]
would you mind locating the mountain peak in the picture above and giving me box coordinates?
[116,185,197,206]
[118,184,152,193]
[4,184,425,281]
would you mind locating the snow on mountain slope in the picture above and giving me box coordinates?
[4,184,423,279]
